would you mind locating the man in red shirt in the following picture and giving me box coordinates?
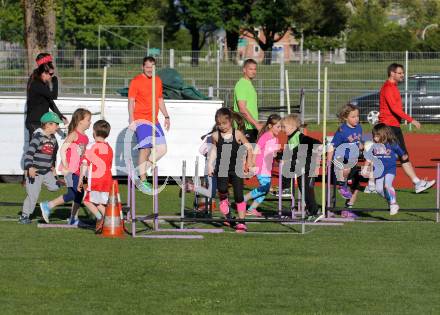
[128,56,170,193]
[379,63,435,193]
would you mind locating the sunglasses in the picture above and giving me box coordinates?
[46,72,54,76]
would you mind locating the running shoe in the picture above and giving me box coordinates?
[235,223,247,233]
[390,203,400,216]
[95,218,104,233]
[246,209,263,217]
[39,201,51,223]
[141,180,153,194]
[338,185,352,199]
[364,185,377,194]
[67,217,80,226]
[18,215,31,224]
[415,179,436,194]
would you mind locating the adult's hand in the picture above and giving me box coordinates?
[164,117,170,131]
[411,119,421,129]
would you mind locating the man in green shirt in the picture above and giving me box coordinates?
[233,58,262,143]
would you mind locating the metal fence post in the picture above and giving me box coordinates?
[216,50,220,98]
[317,50,321,124]
[170,49,174,68]
[83,48,87,95]
[280,50,285,110]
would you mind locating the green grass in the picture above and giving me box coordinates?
[1,182,440,314]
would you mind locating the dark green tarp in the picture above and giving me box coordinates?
[117,68,209,100]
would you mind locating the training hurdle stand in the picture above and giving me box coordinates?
[177,161,344,234]
[322,163,440,223]
[126,162,224,239]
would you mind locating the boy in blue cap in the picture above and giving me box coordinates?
[19,112,62,224]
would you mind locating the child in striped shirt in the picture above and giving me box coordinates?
[19,112,62,224]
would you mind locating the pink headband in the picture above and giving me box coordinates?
[36,55,53,66]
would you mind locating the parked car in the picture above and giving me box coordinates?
[351,74,440,123]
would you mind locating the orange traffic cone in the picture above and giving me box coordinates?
[102,180,124,238]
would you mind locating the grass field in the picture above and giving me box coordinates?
[1,182,439,314]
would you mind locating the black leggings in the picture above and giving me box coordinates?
[297,174,318,216]
[216,172,244,203]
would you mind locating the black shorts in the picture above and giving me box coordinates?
[389,126,409,162]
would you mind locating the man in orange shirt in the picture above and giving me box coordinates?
[128,56,170,192]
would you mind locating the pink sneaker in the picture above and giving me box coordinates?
[235,223,247,233]
[246,209,262,217]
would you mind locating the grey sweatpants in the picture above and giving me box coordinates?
[22,172,60,216]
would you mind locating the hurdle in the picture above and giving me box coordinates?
[323,159,440,223]
[125,161,223,238]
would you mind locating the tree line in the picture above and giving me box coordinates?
[1,0,440,67]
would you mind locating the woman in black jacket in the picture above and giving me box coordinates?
[25,53,68,139]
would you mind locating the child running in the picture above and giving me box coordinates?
[280,114,322,221]
[362,123,407,215]
[207,108,253,232]
[40,108,91,224]
[19,112,63,224]
[328,104,363,217]
[244,114,281,216]
[77,120,113,232]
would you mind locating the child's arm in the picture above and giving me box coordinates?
[207,133,218,176]
[361,160,371,178]
[236,130,254,173]
[24,135,41,179]
[60,132,78,173]
[77,161,88,192]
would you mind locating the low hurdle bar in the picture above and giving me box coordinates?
[126,165,204,239]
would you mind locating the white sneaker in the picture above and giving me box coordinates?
[415,179,436,193]
[364,185,377,194]
[390,203,399,216]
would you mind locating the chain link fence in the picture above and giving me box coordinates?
[1,49,440,122]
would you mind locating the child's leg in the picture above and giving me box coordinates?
[383,174,397,204]
[22,175,44,218]
[216,176,230,216]
[67,174,84,221]
[83,201,104,219]
[375,177,385,199]
[246,175,271,210]
[304,175,318,216]
[230,174,246,220]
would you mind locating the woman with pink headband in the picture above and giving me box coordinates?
[25,53,68,141]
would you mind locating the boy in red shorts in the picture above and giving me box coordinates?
[78,120,113,232]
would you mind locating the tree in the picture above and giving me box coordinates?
[220,0,252,60]
[291,0,349,38]
[244,0,294,64]
[400,0,440,33]
[22,0,56,73]
[177,0,222,65]
[0,0,23,44]
[346,1,415,51]
[346,0,387,50]
[58,0,167,50]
